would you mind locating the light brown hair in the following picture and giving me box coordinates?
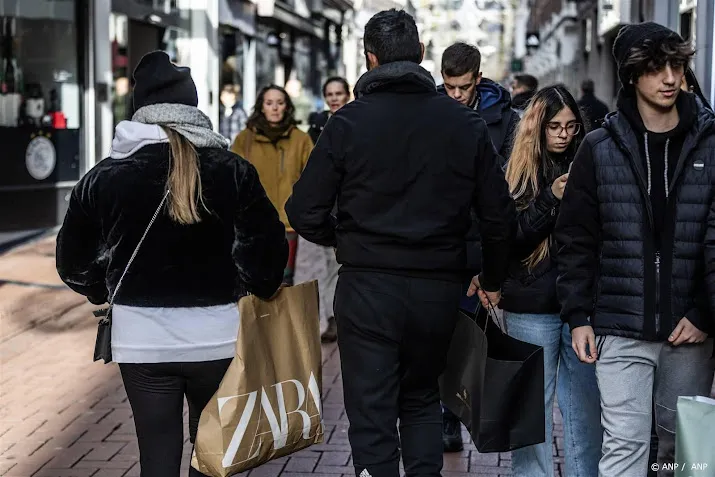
[163,128,208,225]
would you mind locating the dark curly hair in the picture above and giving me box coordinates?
[622,36,695,83]
[246,84,297,130]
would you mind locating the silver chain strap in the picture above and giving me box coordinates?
[109,189,170,307]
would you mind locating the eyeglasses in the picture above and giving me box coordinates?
[546,122,581,137]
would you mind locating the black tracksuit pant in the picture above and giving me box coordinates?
[334,270,461,477]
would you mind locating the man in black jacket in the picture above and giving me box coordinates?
[578,79,610,131]
[511,74,538,113]
[438,41,519,453]
[555,22,715,477]
[286,9,515,477]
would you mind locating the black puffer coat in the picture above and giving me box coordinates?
[556,93,715,340]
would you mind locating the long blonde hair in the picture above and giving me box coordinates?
[163,127,208,225]
[504,85,584,270]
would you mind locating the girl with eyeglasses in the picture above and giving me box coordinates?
[500,84,602,477]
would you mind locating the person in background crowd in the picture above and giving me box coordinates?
[219,84,248,143]
[502,85,601,477]
[231,85,313,286]
[578,79,610,131]
[439,42,519,159]
[286,9,516,477]
[556,23,715,477]
[438,40,520,453]
[296,77,351,342]
[308,77,351,143]
[55,51,287,477]
[511,74,538,113]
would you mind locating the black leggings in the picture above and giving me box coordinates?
[119,359,232,477]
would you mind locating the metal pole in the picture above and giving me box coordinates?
[695,0,715,107]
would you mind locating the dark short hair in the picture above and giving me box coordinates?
[364,9,422,65]
[581,79,595,93]
[441,42,481,78]
[246,84,297,129]
[514,74,538,91]
[622,36,694,83]
[322,77,350,97]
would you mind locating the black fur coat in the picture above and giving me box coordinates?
[56,144,288,306]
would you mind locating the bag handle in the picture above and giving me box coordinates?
[479,294,503,333]
[109,189,170,307]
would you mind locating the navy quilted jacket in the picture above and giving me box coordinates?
[555,93,715,341]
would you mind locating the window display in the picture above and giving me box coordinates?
[0,0,80,130]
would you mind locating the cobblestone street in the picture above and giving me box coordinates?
[4,236,695,477]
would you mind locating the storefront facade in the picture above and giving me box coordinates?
[0,0,218,232]
[0,0,87,231]
[0,0,354,232]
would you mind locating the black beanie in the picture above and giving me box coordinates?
[612,22,683,91]
[132,51,198,111]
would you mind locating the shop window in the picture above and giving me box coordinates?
[256,25,280,91]
[110,12,189,126]
[0,0,81,130]
[219,27,248,142]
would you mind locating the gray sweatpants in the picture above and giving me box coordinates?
[595,336,714,477]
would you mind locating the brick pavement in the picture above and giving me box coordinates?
[4,236,709,477]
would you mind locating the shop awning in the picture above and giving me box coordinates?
[258,0,324,38]
[220,0,258,37]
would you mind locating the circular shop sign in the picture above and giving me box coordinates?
[25,136,57,181]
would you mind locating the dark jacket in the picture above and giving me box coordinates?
[512,89,536,112]
[555,92,715,340]
[437,79,519,159]
[286,61,516,290]
[500,162,568,314]
[578,93,610,131]
[438,79,519,273]
[308,110,330,144]
[56,145,288,305]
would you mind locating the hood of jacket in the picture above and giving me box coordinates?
[354,61,436,99]
[478,78,514,124]
[604,90,709,152]
[603,90,715,196]
[110,121,169,159]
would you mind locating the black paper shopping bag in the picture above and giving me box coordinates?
[439,305,545,453]
[439,309,488,431]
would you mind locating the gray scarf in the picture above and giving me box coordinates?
[132,103,229,149]
[353,61,436,99]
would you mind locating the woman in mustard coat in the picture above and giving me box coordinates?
[231,85,313,285]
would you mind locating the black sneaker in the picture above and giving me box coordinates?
[442,412,463,452]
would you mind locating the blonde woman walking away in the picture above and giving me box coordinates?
[56,51,287,477]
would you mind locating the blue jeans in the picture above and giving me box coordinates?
[504,312,602,477]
